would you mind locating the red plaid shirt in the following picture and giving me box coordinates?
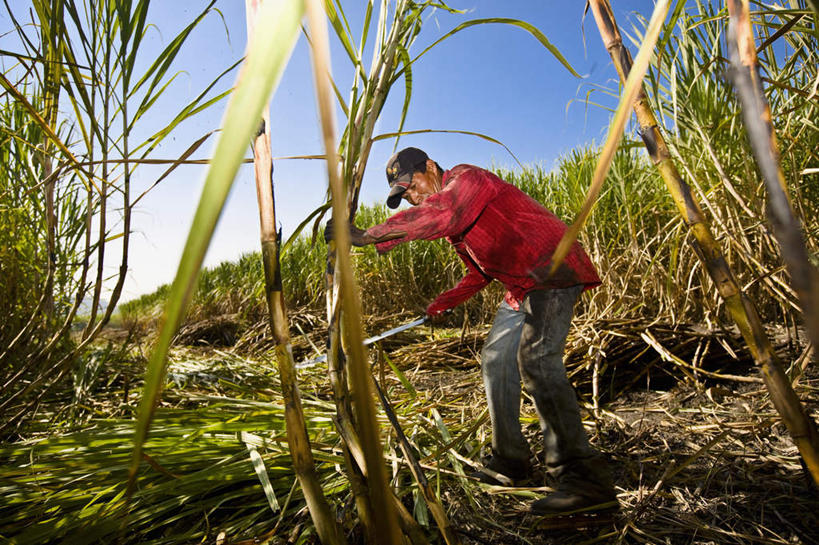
[367,164,601,315]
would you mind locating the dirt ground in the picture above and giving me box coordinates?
[371,321,819,545]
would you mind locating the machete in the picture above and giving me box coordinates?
[296,316,427,369]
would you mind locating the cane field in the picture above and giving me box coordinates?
[1,1,818,544]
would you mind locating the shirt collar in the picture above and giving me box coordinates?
[442,168,454,188]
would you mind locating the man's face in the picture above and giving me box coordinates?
[403,161,440,205]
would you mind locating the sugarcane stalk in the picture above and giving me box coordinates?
[587,0,819,485]
[319,9,376,526]
[323,192,377,537]
[51,0,133,345]
[253,111,346,545]
[323,187,377,537]
[371,371,462,545]
[86,11,133,338]
[319,1,412,541]
[334,415,432,545]
[245,3,346,544]
[726,0,819,367]
[39,0,63,323]
[325,261,379,541]
[84,5,113,339]
[306,1,402,543]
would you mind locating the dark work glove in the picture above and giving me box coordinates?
[427,310,448,325]
[323,219,335,243]
[350,224,371,246]
[324,219,372,247]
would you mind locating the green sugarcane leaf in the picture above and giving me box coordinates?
[359,0,374,59]
[242,432,280,513]
[122,0,151,85]
[129,1,218,115]
[0,73,92,192]
[331,0,355,47]
[129,0,304,498]
[130,71,185,128]
[60,48,96,148]
[132,131,218,208]
[404,17,580,79]
[413,489,430,527]
[430,408,451,442]
[131,58,241,156]
[383,351,416,399]
[283,202,332,254]
[329,72,349,117]
[324,0,361,70]
[373,128,522,168]
[657,0,689,69]
[392,45,413,152]
[59,5,98,144]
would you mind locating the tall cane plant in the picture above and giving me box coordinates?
[317,2,580,542]
[128,0,304,499]
[575,0,819,484]
[725,0,819,362]
[725,0,819,480]
[0,0,232,434]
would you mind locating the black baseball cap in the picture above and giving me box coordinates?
[385,147,429,208]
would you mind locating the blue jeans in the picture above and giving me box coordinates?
[481,286,606,481]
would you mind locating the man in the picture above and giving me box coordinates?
[330,147,616,514]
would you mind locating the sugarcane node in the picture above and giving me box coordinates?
[638,124,660,161]
[618,46,633,77]
[273,227,283,291]
[592,1,618,40]
[677,182,703,225]
[255,119,266,138]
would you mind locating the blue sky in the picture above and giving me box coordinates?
[2,0,656,299]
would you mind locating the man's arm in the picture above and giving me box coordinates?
[426,268,490,316]
[351,224,406,247]
[369,167,500,253]
[426,245,492,316]
[426,247,492,315]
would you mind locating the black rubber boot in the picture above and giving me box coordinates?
[531,486,618,515]
[532,456,618,514]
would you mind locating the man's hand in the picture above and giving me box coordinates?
[426,310,448,325]
[425,302,452,324]
[349,224,371,247]
[324,219,373,247]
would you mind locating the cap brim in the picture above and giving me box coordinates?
[386,175,411,209]
[386,184,406,209]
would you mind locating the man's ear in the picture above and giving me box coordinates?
[427,158,444,190]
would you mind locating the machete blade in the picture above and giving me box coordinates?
[296,316,427,369]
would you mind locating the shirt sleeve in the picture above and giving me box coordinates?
[369,167,499,254]
[426,255,491,316]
